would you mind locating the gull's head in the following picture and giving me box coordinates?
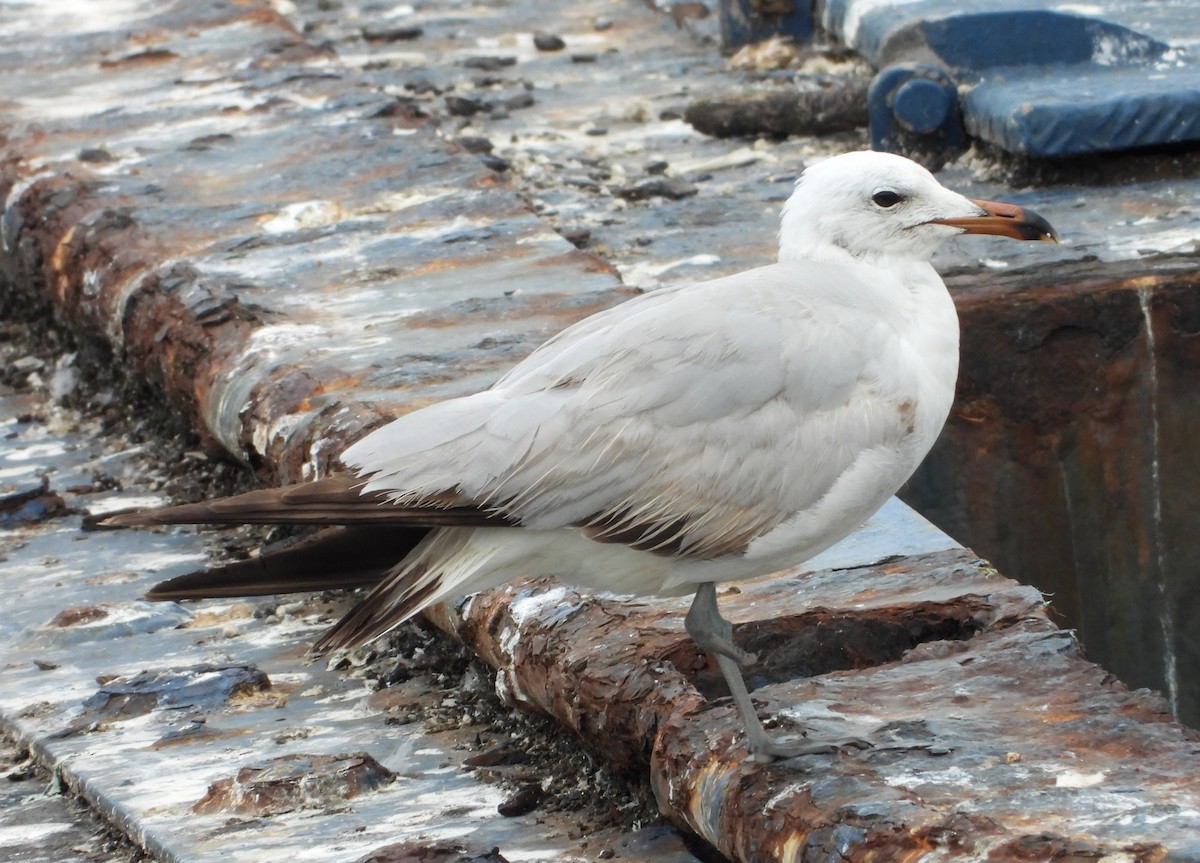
[778,151,1057,265]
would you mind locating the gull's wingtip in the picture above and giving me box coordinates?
[82,509,158,531]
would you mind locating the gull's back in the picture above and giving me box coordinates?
[344,255,959,591]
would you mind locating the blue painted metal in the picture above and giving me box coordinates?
[818,0,1200,158]
[868,64,965,158]
[916,11,1166,71]
[964,65,1200,157]
[718,0,813,51]
[892,78,954,134]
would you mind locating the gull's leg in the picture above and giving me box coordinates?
[684,581,757,666]
[687,582,863,761]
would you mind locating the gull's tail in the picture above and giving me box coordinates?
[93,474,514,646]
[312,528,483,653]
[142,525,421,600]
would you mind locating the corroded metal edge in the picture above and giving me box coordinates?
[432,548,1200,861]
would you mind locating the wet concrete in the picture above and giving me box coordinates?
[0,733,146,863]
[3,0,1200,860]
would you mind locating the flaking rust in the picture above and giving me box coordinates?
[428,549,1200,861]
[916,257,1200,727]
[193,752,395,817]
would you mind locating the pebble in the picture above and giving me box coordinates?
[533,33,566,52]
[478,154,510,172]
[559,227,592,248]
[463,741,529,767]
[360,25,423,42]
[78,147,115,163]
[617,176,698,201]
[404,78,440,95]
[458,136,494,154]
[462,55,517,71]
[445,95,485,116]
[498,782,543,817]
[564,176,601,191]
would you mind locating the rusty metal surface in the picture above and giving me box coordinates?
[907,255,1200,729]
[4,0,1200,860]
[192,752,396,817]
[437,549,1200,861]
[275,0,1200,722]
[0,363,700,863]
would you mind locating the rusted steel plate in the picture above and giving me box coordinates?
[0,0,627,486]
[908,256,1200,728]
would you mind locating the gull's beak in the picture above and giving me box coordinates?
[931,199,1059,243]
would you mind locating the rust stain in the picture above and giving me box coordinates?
[192,753,395,816]
[6,1,1199,855]
[49,606,110,627]
[422,549,1200,860]
[399,257,475,280]
[919,256,1200,733]
[536,248,622,277]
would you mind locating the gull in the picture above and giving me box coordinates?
[103,151,1057,760]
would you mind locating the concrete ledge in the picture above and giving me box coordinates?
[3,1,1200,861]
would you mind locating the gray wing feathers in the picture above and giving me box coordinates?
[344,263,913,560]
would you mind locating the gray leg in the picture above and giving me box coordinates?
[687,582,858,761]
[712,652,842,761]
[684,581,757,666]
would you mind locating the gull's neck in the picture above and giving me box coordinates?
[779,238,935,280]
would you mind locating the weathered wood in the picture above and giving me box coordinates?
[685,76,869,138]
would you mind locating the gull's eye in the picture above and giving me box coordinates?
[871,189,904,209]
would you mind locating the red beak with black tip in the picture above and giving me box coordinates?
[932,199,1059,243]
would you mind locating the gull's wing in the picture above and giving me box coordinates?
[345,261,920,560]
[99,474,510,529]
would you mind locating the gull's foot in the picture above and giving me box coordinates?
[747,731,873,762]
[748,734,873,763]
[684,582,758,668]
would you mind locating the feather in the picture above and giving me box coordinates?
[144,525,419,600]
[99,474,514,529]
